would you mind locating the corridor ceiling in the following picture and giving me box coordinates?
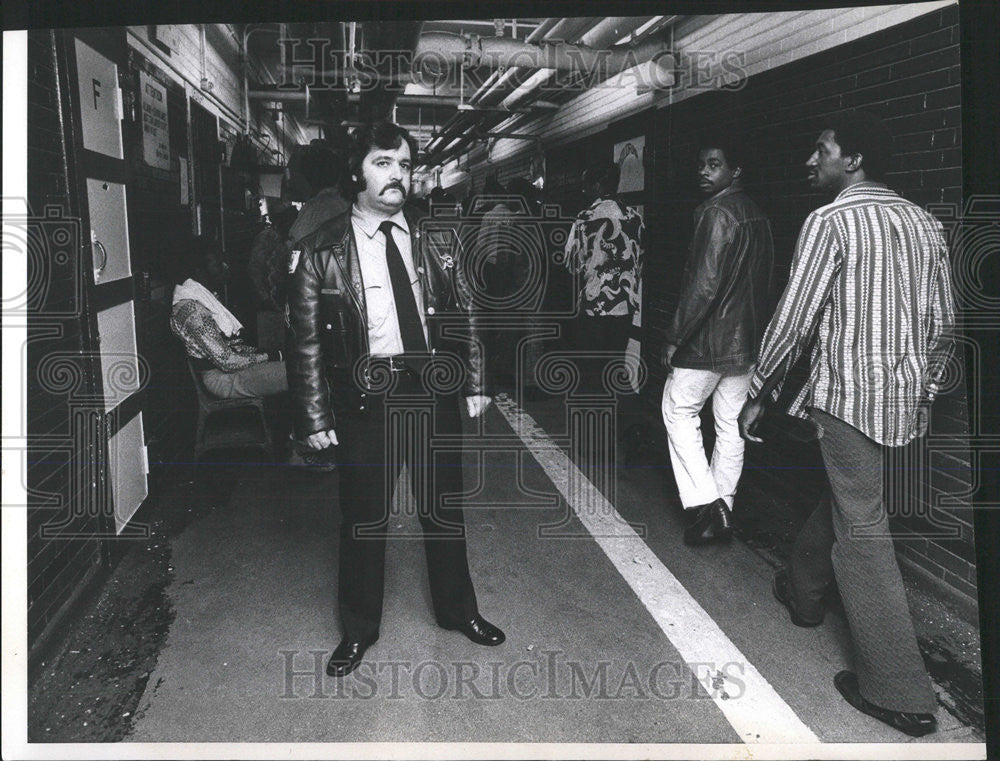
[239,16,680,170]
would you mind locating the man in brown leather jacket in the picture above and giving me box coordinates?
[661,136,774,546]
[286,122,504,677]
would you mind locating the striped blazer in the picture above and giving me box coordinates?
[748,182,956,446]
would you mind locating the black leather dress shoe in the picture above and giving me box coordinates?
[683,503,716,545]
[712,499,733,542]
[445,615,506,646]
[772,567,824,627]
[834,670,937,737]
[326,638,373,677]
[683,500,733,545]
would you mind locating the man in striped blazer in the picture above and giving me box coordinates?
[738,110,956,737]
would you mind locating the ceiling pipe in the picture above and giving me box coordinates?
[525,18,559,44]
[424,21,670,164]
[420,17,672,164]
[248,88,559,112]
[543,17,599,43]
[422,15,620,156]
[422,17,605,156]
[412,31,670,75]
[578,16,652,47]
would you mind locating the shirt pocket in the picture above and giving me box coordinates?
[364,284,392,330]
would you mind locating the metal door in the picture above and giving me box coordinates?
[64,31,148,535]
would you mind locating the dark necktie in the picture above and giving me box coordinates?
[378,220,428,357]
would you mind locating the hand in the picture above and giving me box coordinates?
[465,395,492,418]
[304,429,339,450]
[738,399,765,444]
[914,405,931,438]
[661,343,677,371]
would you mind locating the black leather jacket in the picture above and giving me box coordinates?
[667,183,774,372]
[287,205,485,438]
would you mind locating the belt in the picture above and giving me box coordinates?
[368,355,417,373]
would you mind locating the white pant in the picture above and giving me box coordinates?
[661,366,754,509]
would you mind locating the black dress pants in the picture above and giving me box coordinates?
[332,369,478,645]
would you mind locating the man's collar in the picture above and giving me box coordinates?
[351,204,410,239]
[707,181,742,201]
[834,180,892,201]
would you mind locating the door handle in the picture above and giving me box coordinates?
[91,228,107,281]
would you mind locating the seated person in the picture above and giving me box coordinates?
[170,247,332,470]
[170,256,287,400]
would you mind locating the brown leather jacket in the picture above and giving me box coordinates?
[287,205,485,438]
[667,183,775,372]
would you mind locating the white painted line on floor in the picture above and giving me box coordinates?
[494,394,820,745]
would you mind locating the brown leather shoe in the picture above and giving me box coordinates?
[834,670,937,737]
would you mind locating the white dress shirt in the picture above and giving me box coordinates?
[351,205,429,356]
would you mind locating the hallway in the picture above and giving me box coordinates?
[29,391,985,750]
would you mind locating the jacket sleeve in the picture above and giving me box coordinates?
[923,226,957,404]
[666,206,737,347]
[171,300,270,372]
[286,248,336,437]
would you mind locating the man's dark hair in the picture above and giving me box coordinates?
[583,162,621,197]
[506,177,539,211]
[827,110,893,180]
[173,235,225,286]
[697,132,746,172]
[348,122,419,197]
[298,142,347,198]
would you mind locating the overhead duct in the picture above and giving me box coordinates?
[420,17,648,159]
[412,31,672,79]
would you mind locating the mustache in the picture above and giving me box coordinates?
[380,181,407,195]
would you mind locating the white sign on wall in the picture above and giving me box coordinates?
[75,39,123,159]
[139,71,170,170]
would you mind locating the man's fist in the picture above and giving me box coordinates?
[738,399,765,444]
[304,429,339,450]
[465,395,492,418]
[661,343,677,371]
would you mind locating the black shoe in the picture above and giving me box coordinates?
[683,503,719,545]
[772,567,824,627]
[445,615,506,646]
[326,638,373,677]
[834,670,937,737]
[712,498,733,542]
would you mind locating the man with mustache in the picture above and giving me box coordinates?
[287,122,504,677]
[739,111,955,736]
[661,135,774,546]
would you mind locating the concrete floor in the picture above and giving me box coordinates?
[104,390,986,749]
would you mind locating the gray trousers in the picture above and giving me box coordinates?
[201,360,287,399]
[789,408,936,714]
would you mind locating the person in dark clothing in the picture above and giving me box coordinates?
[661,135,775,546]
[287,139,351,246]
[287,122,505,678]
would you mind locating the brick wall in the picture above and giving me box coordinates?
[474,4,974,604]
[26,29,107,646]
[653,4,973,604]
